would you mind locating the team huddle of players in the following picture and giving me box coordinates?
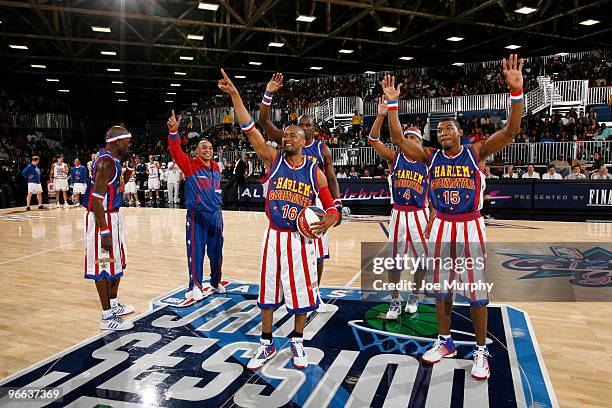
[81,54,524,383]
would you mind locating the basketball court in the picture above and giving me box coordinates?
[0,207,611,407]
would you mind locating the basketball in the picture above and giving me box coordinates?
[296,206,325,239]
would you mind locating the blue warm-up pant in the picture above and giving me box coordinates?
[186,209,223,290]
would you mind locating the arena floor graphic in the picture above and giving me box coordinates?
[0,281,557,408]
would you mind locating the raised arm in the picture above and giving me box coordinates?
[218,69,277,169]
[368,95,396,163]
[257,73,284,143]
[475,54,524,159]
[381,75,431,163]
[167,111,195,175]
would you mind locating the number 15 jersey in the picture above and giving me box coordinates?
[428,145,485,214]
[261,153,318,231]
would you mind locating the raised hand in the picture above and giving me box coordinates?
[218,68,239,96]
[377,95,388,116]
[502,53,524,92]
[167,109,182,131]
[381,75,403,101]
[266,73,284,94]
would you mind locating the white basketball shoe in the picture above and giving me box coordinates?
[112,302,134,316]
[100,315,134,331]
[386,299,402,320]
[290,338,308,369]
[404,294,419,314]
[247,339,276,371]
[471,347,491,380]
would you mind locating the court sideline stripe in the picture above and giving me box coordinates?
[0,238,84,266]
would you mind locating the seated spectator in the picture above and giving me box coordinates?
[379,168,390,179]
[502,165,519,179]
[348,166,360,179]
[483,166,499,179]
[566,165,586,179]
[550,155,571,177]
[522,164,541,179]
[595,123,612,140]
[468,127,486,144]
[361,168,372,179]
[337,167,348,179]
[591,165,612,180]
[490,111,503,130]
[590,151,604,171]
[542,164,562,180]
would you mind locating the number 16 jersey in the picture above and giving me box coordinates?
[428,145,485,214]
[261,153,318,231]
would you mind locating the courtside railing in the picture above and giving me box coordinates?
[218,141,612,168]
[0,113,71,128]
[587,86,612,105]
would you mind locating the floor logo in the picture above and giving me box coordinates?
[0,282,557,407]
[501,246,612,287]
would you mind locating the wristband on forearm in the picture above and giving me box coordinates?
[240,119,256,132]
[333,198,343,209]
[510,88,524,103]
[99,226,110,237]
[262,92,273,107]
[386,100,399,111]
[368,133,380,142]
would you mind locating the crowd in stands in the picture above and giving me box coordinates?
[0,91,70,115]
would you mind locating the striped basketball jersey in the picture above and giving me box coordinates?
[53,163,68,179]
[82,149,124,211]
[428,145,485,214]
[261,153,319,231]
[390,152,428,209]
[302,139,325,170]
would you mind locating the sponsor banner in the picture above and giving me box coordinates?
[532,181,612,210]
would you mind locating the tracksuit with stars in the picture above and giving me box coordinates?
[168,131,224,290]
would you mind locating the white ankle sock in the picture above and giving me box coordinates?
[102,309,113,319]
[477,345,486,351]
[441,334,452,340]
[110,298,118,308]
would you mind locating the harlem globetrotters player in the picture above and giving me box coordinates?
[258,73,342,312]
[82,126,135,330]
[218,69,339,370]
[383,54,525,380]
[368,95,432,320]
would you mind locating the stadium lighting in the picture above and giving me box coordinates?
[339,49,354,54]
[117,99,127,102]
[378,26,397,33]
[100,51,117,56]
[505,44,522,49]
[91,26,111,33]
[514,6,537,15]
[180,56,194,61]
[310,66,323,70]
[9,44,28,50]
[174,71,187,76]
[198,2,219,11]
[452,62,465,66]
[235,75,246,79]
[106,68,120,72]
[399,56,413,61]
[248,61,262,66]
[167,92,176,95]
[114,91,125,94]
[579,19,600,26]
[364,71,376,74]
[58,89,70,93]
[30,64,47,69]
[446,36,464,42]
[165,100,174,103]
[111,80,123,84]
[170,83,181,87]
[187,34,204,41]
[268,42,285,47]
[46,78,59,82]
[296,15,316,23]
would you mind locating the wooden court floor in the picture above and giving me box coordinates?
[0,207,611,407]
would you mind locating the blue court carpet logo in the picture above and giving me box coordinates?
[501,246,612,287]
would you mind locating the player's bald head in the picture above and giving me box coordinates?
[284,124,305,138]
[106,125,128,138]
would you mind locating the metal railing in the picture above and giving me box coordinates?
[587,86,612,105]
[551,80,589,104]
[217,141,612,168]
[0,113,71,128]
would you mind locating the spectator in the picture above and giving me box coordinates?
[222,111,233,131]
[502,165,519,179]
[337,167,348,178]
[591,151,604,171]
[351,110,363,135]
[483,166,499,179]
[591,165,612,180]
[566,164,586,179]
[522,164,541,179]
[361,168,372,179]
[550,155,571,177]
[348,166,359,179]
[542,164,562,180]
[490,111,503,130]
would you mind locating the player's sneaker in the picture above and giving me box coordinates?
[247,339,276,370]
[55,203,60,208]
[26,206,31,211]
[471,347,491,380]
[112,302,134,316]
[64,203,70,209]
[210,284,226,294]
[405,294,419,314]
[100,315,134,330]
[38,205,46,210]
[290,338,308,369]
[386,299,402,320]
[191,286,204,301]
[422,335,457,364]
[315,287,328,313]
